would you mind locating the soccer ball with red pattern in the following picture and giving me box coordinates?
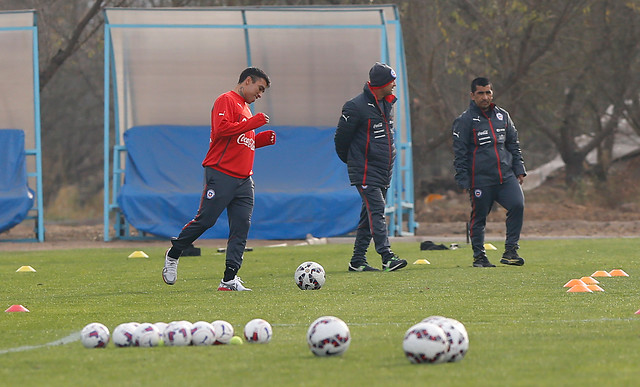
[421,316,469,362]
[294,261,326,290]
[133,323,162,347]
[402,322,449,364]
[243,318,272,343]
[307,316,350,356]
[190,321,217,346]
[112,322,138,347]
[163,321,192,346]
[211,320,234,345]
[80,322,110,348]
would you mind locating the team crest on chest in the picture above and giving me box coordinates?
[496,112,503,121]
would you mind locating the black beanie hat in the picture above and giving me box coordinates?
[369,62,396,88]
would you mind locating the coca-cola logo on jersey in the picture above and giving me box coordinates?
[237,133,255,150]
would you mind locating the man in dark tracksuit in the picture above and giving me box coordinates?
[334,62,408,272]
[452,77,527,268]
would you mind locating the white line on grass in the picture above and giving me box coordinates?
[0,331,80,355]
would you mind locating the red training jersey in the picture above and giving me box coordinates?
[202,90,267,178]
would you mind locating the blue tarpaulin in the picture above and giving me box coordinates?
[117,125,360,239]
[0,129,34,234]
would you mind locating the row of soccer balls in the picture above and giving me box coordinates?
[82,314,468,363]
[80,317,346,356]
[81,319,269,348]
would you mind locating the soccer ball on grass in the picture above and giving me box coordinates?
[80,322,110,348]
[163,321,192,346]
[294,261,326,290]
[112,322,138,347]
[402,322,449,364]
[190,321,217,346]
[133,323,162,347]
[243,318,273,343]
[307,316,350,356]
[211,320,234,345]
[422,316,469,362]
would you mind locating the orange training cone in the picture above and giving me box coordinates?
[567,285,593,293]
[563,279,586,288]
[608,269,629,277]
[580,276,599,285]
[586,285,604,292]
[591,270,611,277]
[5,304,29,312]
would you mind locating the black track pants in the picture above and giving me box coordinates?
[171,167,253,271]
[468,177,524,258]
[352,185,392,262]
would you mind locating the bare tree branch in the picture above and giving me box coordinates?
[39,0,105,91]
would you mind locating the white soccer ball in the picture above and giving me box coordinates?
[133,322,161,347]
[211,320,234,345]
[191,321,217,346]
[163,321,193,346]
[294,261,326,290]
[80,322,110,348]
[403,322,450,364]
[112,322,138,347]
[307,316,351,356]
[243,318,273,343]
[422,316,469,362]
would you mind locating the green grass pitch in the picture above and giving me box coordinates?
[0,239,638,386]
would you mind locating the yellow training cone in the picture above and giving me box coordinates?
[563,279,586,288]
[580,276,599,285]
[413,259,431,265]
[609,269,629,277]
[587,285,604,292]
[567,285,593,293]
[483,243,497,250]
[591,270,611,277]
[16,266,36,272]
[128,251,149,258]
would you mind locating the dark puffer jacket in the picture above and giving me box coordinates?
[334,83,397,188]
[452,101,526,189]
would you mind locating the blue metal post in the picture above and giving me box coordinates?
[31,14,44,241]
[103,21,111,241]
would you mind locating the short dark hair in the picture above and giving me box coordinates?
[471,77,491,93]
[238,67,270,87]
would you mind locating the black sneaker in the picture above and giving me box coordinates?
[500,249,525,266]
[382,255,407,272]
[348,262,380,272]
[473,255,496,267]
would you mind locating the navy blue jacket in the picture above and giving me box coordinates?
[334,83,397,188]
[452,101,526,189]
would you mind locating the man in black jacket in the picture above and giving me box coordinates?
[334,62,407,272]
[452,77,527,268]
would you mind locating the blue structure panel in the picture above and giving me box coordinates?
[117,125,360,239]
[0,129,34,233]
